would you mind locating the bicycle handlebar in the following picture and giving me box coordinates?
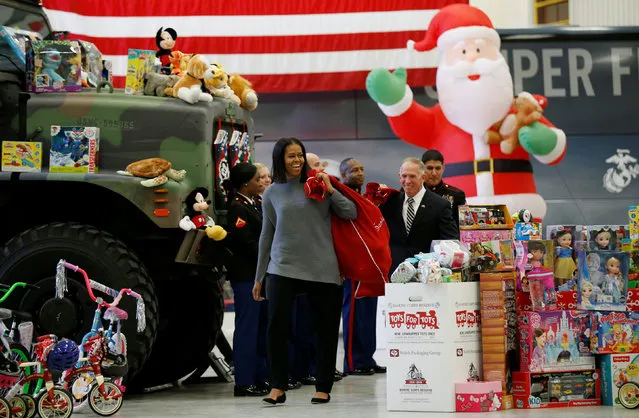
[0,282,40,304]
[56,259,147,332]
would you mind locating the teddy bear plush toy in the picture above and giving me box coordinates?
[144,73,180,97]
[165,54,213,104]
[228,73,258,111]
[484,92,546,154]
[204,63,241,105]
[168,51,192,77]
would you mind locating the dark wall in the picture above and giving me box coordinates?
[252,28,639,226]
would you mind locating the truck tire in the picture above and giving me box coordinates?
[0,222,159,381]
[129,272,224,390]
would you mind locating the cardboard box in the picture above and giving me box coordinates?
[479,272,517,396]
[49,126,99,173]
[592,311,639,354]
[600,353,639,408]
[459,229,513,245]
[25,39,82,92]
[0,25,41,66]
[516,290,578,312]
[468,240,515,273]
[513,369,601,409]
[385,282,482,412]
[455,381,502,412]
[518,310,595,373]
[577,250,629,312]
[458,204,513,230]
[125,48,157,95]
[1,141,42,172]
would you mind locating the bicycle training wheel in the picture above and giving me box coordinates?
[36,387,73,418]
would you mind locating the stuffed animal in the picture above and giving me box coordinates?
[228,73,258,111]
[484,92,546,154]
[178,188,227,241]
[165,54,213,104]
[117,157,186,187]
[155,27,177,73]
[42,50,64,85]
[144,73,179,97]
[204,63,241,105]
[169,51,192,77]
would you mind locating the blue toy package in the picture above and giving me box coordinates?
[515,222,542,240]
[49,126,100,173]
[0,26,42,68]
[577,251,629,312]
[25,39,83,93]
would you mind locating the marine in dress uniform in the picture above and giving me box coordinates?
[340,158,386,375]
[422,149,467,225]
[227,163,269,396]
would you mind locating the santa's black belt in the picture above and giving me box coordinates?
[445,158,533,177]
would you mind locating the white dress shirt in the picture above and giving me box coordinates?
[403,186,426,228]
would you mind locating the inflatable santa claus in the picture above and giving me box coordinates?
[366,4,566,219]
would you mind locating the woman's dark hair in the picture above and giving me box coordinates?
[271,137,308,183]
[527,241,546,254]
[555,229,572,242]
[230,162,258,190]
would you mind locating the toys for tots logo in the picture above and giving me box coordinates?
[455,309,481,328]
[389,310,439,329]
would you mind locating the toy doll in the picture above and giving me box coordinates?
[592,227,614,251]
[41,50,64,84]
[554,229,576,285]
[580,281,594,309]
[603,256,624,304]
[155,27,177,74]
[532,329,547,367]
[527,240,547,270]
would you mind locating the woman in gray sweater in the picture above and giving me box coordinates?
[253,137,357,405]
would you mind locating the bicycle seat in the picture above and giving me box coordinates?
[10,310,32,322]
[0,308,12,321]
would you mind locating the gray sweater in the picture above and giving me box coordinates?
[255,177,357,285]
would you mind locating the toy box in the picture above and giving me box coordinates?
[0,26,42,67]
[385,282,482,412]
[458,204,513,230]
[528,269,557,312]
[592,311,639,354]
[125,49,157,95]
[516,290,578,312]
[515,222,542,240]
[479,272,517,401]
[600,353,639,408]
[78,41,103,87]
[49,126,99,173]
[577,250,629,311]
[102,59,113,84]
[25,40,82,92]
[459,229,513,245]
[576,225,630,251]
[512,369,601,408]
[513,240,554,292]
[518,310,595,373]
[455,381,502,412]
[468,240,514,273]
[629,288,639,311]
[1,141,42,172]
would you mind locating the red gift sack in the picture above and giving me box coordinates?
[329,178,391,298]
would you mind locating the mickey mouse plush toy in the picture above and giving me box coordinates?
[179,188,227,241]
[155,27,177,75]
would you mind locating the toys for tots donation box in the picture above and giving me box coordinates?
[385,282,482,412]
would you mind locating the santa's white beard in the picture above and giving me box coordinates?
[436,55,514,136]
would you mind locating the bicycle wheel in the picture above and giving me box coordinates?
[36,387,73,418]
[88,381,123,417]
[17,394,35,418]
[0,398,10,418]
[9,394,26,418]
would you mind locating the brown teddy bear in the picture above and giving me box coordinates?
[228,73,258,111]
[484,92,547,154]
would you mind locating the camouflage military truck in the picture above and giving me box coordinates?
[0,0,253,389]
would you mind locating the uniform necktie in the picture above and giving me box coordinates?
[406,197,415,234]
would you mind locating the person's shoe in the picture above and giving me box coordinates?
[301,375,317,385]
[335,369,346,378]
[287,379,302,390]
[372,365,387,374]
[349,368,375,376]
[333,371,343,382]
[311,393,331,404]
[234,385,269,397]
[262,392,286,405]
[255,381,270,391]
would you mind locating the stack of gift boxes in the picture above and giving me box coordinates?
[454,205,639,412]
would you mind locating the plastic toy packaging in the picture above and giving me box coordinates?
[578,250,629,312]
[390,260,416,283]
[430,239,470,269]
[528,270,557,311]
[25,39,83,92]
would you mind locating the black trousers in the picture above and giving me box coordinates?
[265,274,342,393]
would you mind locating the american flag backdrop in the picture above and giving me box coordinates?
[41,0,467,93]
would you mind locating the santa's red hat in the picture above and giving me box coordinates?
[407,4,501,52]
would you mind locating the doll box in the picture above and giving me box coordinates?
[518,310,595,373]
[577,250,629,312]
[576,225,630,251]
[459,229,513,245]
[455,381,502,412]
[592,311,639,354]
[0,26,41,67]
[628,288,639,311]
[512,369,601,409]
[1,141,42,172]
[458,204,513,230]
[125,48,157,95]
[78,41,103,88]
[515,290,578,312]
[49,126,99,173]
[468,240,514,273]
[25,40,82,93]
[515,222,542,240]
[600,353,639,408]
[513,240,555,291]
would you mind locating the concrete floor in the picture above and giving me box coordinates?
[115,312,636,417]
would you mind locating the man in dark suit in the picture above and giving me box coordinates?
[380,157,460,273]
